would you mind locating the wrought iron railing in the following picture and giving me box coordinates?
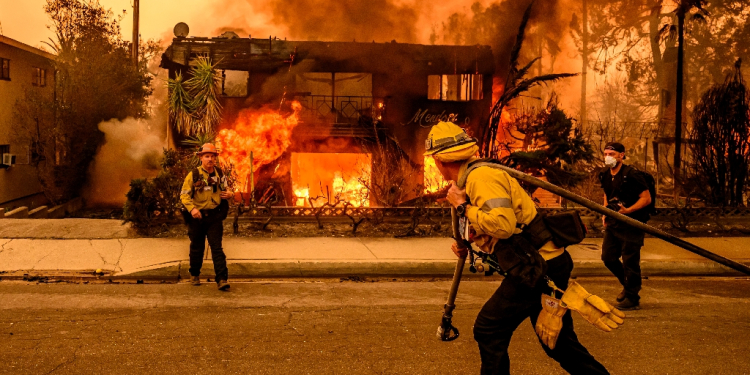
[296,95,384,124]
[237,206,750,220]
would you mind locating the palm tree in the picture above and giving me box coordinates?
[481,1,578,158]
[167,56,223,135]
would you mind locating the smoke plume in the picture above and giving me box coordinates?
[198,0,575,97]
[83,117,165,207]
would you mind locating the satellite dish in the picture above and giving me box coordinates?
[174,22,189,38]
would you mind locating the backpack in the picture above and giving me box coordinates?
[460,158,587,248]
[189,167,224,198]
[607,165,657,217]
[181,167,229,223]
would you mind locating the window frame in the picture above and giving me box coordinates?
[32,67,47,87]
[0,58,10,80]
[427,74,483,102]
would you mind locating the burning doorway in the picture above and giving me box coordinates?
[291,153,371,207]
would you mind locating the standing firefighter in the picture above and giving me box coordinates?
[427,122,617,374]
[180,143,233,290]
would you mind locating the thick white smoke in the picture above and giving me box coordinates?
[83,117,166,207]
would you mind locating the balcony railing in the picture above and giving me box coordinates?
[296,95,384,124]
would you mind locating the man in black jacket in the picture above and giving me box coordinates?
[598,142,652,310]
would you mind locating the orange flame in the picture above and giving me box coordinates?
[291,153,371,207]
[423,156,449,194]
[216,102,302,191]
[492,76,504,105]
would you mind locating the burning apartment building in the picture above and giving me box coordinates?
[160,25,494,207]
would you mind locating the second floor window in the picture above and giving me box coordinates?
[0,58,9,80]
[428,74,483,101]
[32,67,47,87]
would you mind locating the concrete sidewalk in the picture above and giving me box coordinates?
[1,235,749,279]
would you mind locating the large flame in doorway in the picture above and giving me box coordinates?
[423,156,450,194]
[291,153,371,207]
[215,102,303,191]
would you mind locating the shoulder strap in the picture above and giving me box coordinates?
[620,164,634,176]
[597,167,608,181]
[456,158,503,188]
[190,168,201,198]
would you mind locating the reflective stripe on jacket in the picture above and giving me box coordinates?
[459,158,563,260]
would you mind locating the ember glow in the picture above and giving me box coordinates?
[215,102,302,191]
[291,153,371,207]
[423,156,449,193]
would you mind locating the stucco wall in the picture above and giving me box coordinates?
[0,36,55,206]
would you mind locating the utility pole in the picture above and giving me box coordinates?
[580,0,588,128]
[673,1,686,200]
[131,0,140,65]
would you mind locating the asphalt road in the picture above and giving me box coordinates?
[0,277,749,375]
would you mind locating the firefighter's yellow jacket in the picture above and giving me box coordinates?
[180,167,225,213]
[458,158,563,261]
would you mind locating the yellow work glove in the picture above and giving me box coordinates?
[535,294,567,349]
[560,281,626,332]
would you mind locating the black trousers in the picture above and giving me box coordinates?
[601,226,644,301]
[187,210,228,282]
[473,251,609,375]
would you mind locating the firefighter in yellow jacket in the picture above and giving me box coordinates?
[180,143,233,290]
[426,122,610,374]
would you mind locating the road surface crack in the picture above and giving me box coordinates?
[0,239,12,255]
[114,239,125,272]
[284,312,304,337]
[45,344,80,374]
[90,240,111,267]
[357,238,378,259]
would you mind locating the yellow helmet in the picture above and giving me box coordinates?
[424,121,477,156]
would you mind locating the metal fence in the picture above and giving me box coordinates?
[296,95,383,124]
[238,206,750,220]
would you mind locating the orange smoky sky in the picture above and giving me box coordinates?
[0,0,492,49]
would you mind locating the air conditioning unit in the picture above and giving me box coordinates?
[2,153,16,167]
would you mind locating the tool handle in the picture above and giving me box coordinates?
[440,207,468,342]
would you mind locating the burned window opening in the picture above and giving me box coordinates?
[291,152,371,207]
[295,73,378,123]
[428,74,483,101]
[221,70,249,97]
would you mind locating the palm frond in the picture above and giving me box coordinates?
[184,56,223,135]
[167,72,198,135]
[513,57,541,85]
[501,73,579,102]
[507,1,534,79]
[167,57,223,136]
[482,0,577,158]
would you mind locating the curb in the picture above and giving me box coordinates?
[3,260,748,281]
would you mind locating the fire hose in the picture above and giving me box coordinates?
[439,164,750,342]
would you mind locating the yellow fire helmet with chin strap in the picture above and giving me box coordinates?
[424,121,479,162]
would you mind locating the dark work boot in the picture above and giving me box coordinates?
[616,289,626,303]
[616,297,640,311]
[191,276,201,286]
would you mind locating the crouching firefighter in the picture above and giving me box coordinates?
[426,122,623,375]
[180,143,233,291]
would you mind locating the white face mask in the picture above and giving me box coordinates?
[604,155,618,168]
